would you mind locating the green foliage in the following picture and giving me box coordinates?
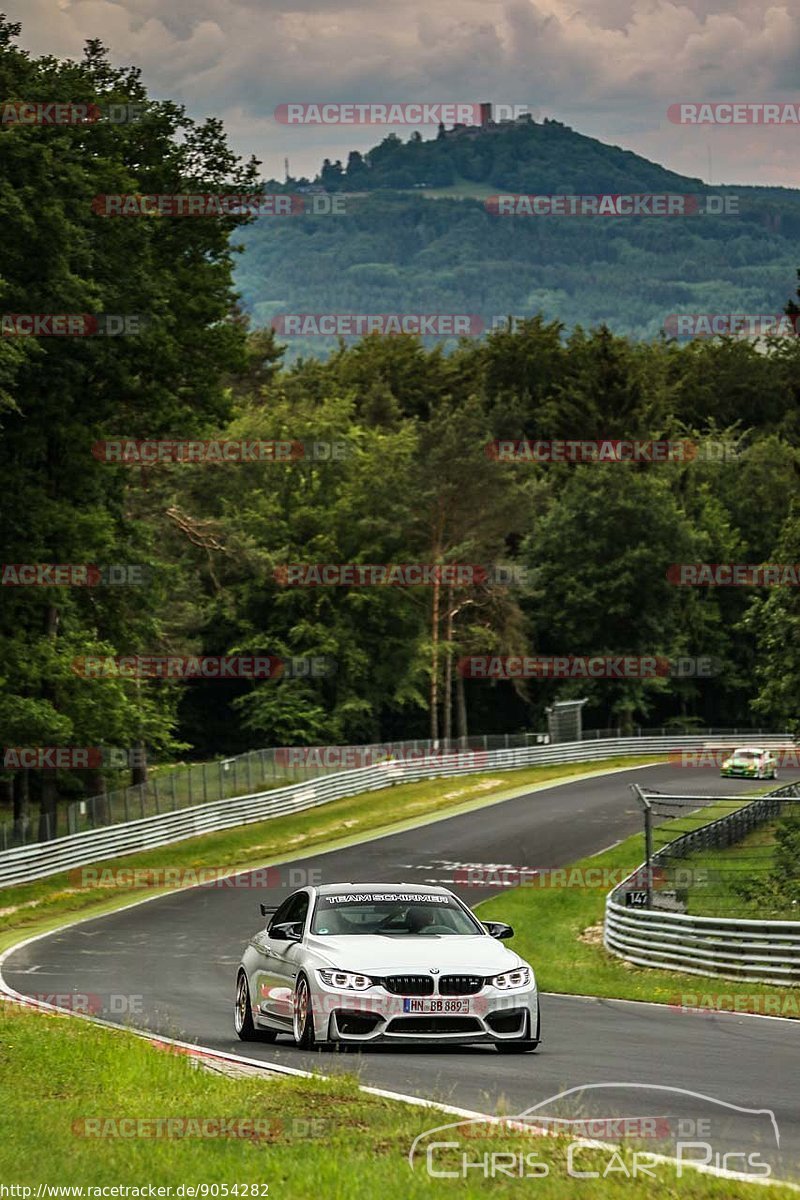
[3,17,800,826]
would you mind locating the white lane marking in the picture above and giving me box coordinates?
[541,990,800,1025]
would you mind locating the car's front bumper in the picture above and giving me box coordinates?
[313,981,539,1044]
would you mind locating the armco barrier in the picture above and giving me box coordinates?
[0,733,792,888]
[605,780,800,986]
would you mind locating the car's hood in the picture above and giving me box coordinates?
[305,933,525,974]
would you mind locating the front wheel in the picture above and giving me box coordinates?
[235,972,277,1042]
[293,974,316,1048]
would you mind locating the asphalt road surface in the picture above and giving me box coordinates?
[5,764,799,1182]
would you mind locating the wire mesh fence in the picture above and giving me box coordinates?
[632,781,800,919]
[0,726,784,851]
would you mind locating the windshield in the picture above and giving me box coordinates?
[310,891,485,936]
[732,751,761,761]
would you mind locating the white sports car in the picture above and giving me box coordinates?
[234,882,540,1052]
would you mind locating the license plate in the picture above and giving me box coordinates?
[402,998,471,1014]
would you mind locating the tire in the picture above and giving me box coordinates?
[293,974,316,1049]
[235,971,277,1042]
[494,1003,540,1054]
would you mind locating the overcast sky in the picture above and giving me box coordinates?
[7,0,800,186]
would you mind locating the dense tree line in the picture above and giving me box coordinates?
[238,188,800,357]
[1,21,799,832]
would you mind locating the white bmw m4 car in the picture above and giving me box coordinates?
[234,882,540,1052]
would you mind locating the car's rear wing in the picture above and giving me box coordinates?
[260,904,278,917]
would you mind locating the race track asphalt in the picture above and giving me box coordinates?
[4,764,799,1182]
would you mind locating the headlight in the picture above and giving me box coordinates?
[490,966,531,991]
[317,969,372,991]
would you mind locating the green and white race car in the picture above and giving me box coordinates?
[720,746,778,780]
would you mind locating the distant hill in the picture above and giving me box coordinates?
[235,116,800,357]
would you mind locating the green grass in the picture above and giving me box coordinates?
[476,794,800,1012]
[678,818,799,920]
[0,757,663,952]
[1,1003,796,1196]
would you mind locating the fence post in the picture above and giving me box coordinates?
[171,772,177,811]
[187,766,193,808]
[203,762,208,804]
[630,784,653,908]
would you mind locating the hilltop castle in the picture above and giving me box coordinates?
[439,101,536,139]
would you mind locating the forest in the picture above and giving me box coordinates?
[1,20,799,831]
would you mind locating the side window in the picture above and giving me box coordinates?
[287,892,309,926]
[269,891,309,933]
[268,896,295,932]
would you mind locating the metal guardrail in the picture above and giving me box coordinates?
[3,733,558,846]
[0,726,782,847]
[605,781,800,986]
[0,733,792,889]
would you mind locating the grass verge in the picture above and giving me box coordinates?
[0,756,662,953]
[1,1002,796,1196]
[679,818,799,920]
[477,795,800,1014]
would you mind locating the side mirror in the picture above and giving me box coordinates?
[483,921,514,940]
[270,921,303,942]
